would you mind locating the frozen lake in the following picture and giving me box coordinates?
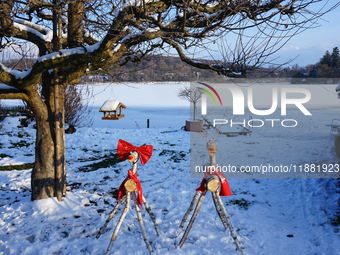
[91,106,190,129]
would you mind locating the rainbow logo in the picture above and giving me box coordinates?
[197,82,223,106]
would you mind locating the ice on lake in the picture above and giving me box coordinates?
[91,106,190,129]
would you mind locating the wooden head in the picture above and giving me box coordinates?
[201,132,218,157]
[207,140,217,157]
[128,151,139,164]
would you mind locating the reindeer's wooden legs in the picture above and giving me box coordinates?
[178,176,243,254]
[212,192,229,230]
[178,191,206,248]
[142,195,160,236]
[96,195,127,239]
[105,192,131,255]
[133,194,153,253]
[98,186,159,254]
[215,192,244,254]
[179,191,201,230]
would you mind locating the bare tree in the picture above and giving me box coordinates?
[178,87,203,120]
[64,85,93,128]
[0,0,339,201]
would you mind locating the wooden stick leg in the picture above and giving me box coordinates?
[216,193,244,255]
[142,195,160,236]
[133,194,153,253]
[212,192,229,230]
[96,195,126,239]
[178,191,206,248]
[179,191,201,230]
[105,193,131,255]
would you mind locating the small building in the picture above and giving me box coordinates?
[99,100,126,120]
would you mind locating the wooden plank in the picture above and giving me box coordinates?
[102,115,125,120]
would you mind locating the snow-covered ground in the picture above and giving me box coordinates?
[0,109,340,255]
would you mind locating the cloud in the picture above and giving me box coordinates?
[282,45,300,51]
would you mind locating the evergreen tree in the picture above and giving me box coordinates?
[320,50,332,67]
[331,47,340,69]
[331,47,340,77]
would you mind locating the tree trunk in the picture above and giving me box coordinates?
[26,74,67,200]
[193,102,196,121]
[31,109,56,199]
[26,84,55,199]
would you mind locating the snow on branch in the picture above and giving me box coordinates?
[13,20,53,42]
[125,0,160,7]
[0,63,32,80]
[40,10,53,18]
[84,30,100,42]
[0,38,105,86]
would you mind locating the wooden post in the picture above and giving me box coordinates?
[53,0,63,202]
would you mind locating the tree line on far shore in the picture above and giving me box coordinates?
[289,47,340,82]
[81,48,340,84]
[2,48,340,85]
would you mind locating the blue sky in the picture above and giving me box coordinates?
[198,2,340,69]
[268,3,340,67]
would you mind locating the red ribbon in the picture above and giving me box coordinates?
[196,165,232,196]
[117,169,144,209]
[117,139,153,165]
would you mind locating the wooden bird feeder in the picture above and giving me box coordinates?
[99,100,126,120]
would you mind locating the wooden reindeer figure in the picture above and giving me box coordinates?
[178,131,244,254]
[96,139,160,254]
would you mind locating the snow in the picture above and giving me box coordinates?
[0,84,16,90]
[36,42,104,65]
[125,0,159,7]
[112,43,122,53]
[86,39,103,53]
[231,72,242,76]
[206,2,219,8]
[0,63,32,80]
[100,100,121,111]
[13,20,53,42]
[1,105,340,254]
[40,10,52,17]
[84,30,100,42]
[146,27,160,33]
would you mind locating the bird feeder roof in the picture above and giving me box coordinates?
[99,100,126,112]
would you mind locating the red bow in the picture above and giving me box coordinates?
[117,169,144,209]
[196,165,232,196]
[117,139,153,165]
